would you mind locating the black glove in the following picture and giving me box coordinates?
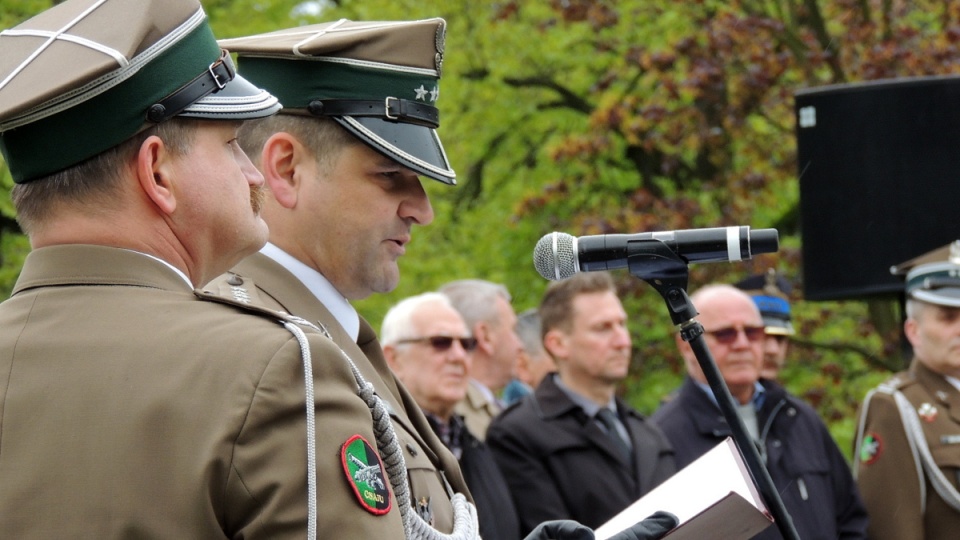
[607,511,678,540]
[522,511,678,540]
[523,520,594,540]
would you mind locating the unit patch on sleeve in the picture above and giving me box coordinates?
[859,432,883,465]
[341,434,392,515]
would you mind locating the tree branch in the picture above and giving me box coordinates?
[502,76,593,114]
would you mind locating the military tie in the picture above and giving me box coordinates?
[596,408,632,461]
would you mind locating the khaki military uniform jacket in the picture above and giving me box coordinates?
[0,245,407,538]
[454,379,501,441]
[855,359,960,539]
[211,252,471,533]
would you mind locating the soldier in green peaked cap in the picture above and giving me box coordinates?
[211,18,479,539]
[0,1,418,539]
[856,241,960,540]
[208,18,678,540]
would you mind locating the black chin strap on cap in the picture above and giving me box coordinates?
[146,50,236,123]
[306,98,439,128]
[922,276,960,290]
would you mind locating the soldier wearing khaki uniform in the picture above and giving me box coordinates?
[0,0,430,538]
[209,19,478,536]
[855,241,960,539]
[211,18,678,540]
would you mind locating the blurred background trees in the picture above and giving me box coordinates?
[3,0,959,456]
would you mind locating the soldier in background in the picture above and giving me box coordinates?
[855,241,960,540]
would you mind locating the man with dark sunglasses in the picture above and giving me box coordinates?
[652,284,868,540]
[382,292,521,540]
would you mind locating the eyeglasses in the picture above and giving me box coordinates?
[704,326,766,345]
[396,336,479,352]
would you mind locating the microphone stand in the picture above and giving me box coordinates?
[624,239,800,540]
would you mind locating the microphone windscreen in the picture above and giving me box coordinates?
[533,232,578,281]
[750,228,779,256]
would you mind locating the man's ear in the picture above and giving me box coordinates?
[261,132,308,210]
[542,329,567,361]
[136,135,176,215]
[383,345,402,372]
[474,321,496,355]
[904,317,920,348]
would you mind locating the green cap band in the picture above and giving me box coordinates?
[237,56,439,110]
[907,268,960,292]
[0,23,221,183]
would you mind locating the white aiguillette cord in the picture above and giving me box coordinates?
[282,317,479,540]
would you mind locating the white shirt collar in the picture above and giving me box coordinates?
[132,250,192,288]
[259,242,360,341]
[946,375,960,393]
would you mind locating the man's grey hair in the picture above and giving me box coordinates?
[905,297,936,321]
[516,308,545,355]
[380,292,457,347]
[439,279,512,330]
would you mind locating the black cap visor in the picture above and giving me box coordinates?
[334,115,455,185]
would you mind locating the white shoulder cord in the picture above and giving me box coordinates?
[282,317,479,540]
[854,385,926,512]
[892,389,960,513]
[282,321,319,540]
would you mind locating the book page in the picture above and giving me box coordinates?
[594,437,771,540]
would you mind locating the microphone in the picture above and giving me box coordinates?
[533,226,779,281]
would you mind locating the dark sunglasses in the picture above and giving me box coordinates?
[396,336,479,352]
[705,326,766,345]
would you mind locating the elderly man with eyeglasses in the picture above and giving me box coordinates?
[382,292,521,540]
[652,284,868,540]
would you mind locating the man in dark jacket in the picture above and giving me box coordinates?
[487,272,677,534]
[382,292,521,539]
[652,284,868,540]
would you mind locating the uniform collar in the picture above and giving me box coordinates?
[135,250,192,287]
[13,245,194,295]
[259,242,359,341]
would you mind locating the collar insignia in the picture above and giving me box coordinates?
[918,402,938,422]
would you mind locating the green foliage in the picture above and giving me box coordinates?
[2,0,959,459]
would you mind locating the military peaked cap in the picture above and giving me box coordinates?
[0,0,281,183]
[735,268,795,336]
[892,240,960,308]
[219,18,456,185]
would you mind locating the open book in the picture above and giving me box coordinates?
[594,437,773,540]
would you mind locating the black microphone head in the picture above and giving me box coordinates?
[533,232,578,281]
[750,228,780,256]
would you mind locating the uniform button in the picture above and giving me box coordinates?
[787,408,797,417]
[772,440,782,448]
[407,443,418,457]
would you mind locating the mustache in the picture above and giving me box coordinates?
[250,184,266,214]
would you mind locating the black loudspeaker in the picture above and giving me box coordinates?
[795,76,960,301]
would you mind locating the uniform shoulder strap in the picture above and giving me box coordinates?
[855,383,927,513]
[891,388,960,513]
